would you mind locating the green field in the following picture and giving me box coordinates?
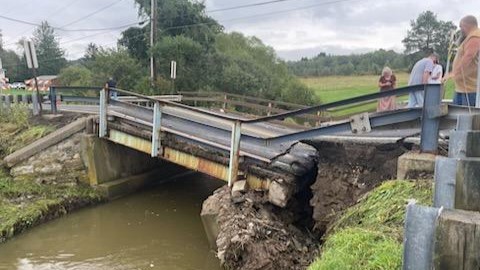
[300,74,455,117]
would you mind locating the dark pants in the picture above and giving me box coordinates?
[453,92,476,106]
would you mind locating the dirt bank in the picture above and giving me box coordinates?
[205,140,413,270]
[307,140,408,234]
[204,186,317,270]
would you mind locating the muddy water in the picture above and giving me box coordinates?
[0,173,224,270]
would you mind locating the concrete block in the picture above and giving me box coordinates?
[433,157,457,209]
[456,114,480,131]
[231,180,248,198]
[397,152,436,180]
[433,209,480,269]
[201,191,222,249]
[455,158,480,212]
[268,180,291,208]
[449,131,480,158]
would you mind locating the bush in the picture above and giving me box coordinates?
[0,104,31,128]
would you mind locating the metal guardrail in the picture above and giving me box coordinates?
[50,84,444,186]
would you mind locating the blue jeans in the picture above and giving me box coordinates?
[110,90,118,100]
[407,91,424,108]
[453,92,476,106]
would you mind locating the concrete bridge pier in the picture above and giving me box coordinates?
[80,134,186,199]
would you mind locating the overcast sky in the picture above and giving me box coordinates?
[0,0,479,61]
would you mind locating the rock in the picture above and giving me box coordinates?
[231,180,248,199]
[268,180,291,208]
[11,165,34,176]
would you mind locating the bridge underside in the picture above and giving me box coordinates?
[106,128,269,190]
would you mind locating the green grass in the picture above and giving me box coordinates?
[308,180,433,270]
[0,168,103,242]
[1,89,32,96]
[301,74,456,117]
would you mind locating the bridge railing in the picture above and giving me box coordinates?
[49,84,443,186]
[98,84,441,186]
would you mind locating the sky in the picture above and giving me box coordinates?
[0,0,479,61]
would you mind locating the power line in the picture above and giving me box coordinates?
[62,0,361,49]
[60,0,125,28]
[208,0,296,13]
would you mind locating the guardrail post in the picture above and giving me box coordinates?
[267,102,272,116]
[223,94,228,111]
[99,88,108,138]
[228,120,242,187]
[32,93,39,116]
[420,84,442,153]
[151,101,163,157]
[6,95,11,110]
[50,87,57,114]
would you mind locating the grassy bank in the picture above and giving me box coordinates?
[0,169,103,242]
[308,180,432,270]
[300,74,455,116]
[0,106,104,243]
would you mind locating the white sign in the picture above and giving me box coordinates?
[24,40,39,69]
[0,58,2,69]
[170,61,177,79]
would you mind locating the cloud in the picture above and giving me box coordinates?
[1,0,479,61]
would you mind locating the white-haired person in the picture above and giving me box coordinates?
[377,66,397,112]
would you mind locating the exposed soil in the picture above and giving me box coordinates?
[30,112,87,128]
[307,140,409,234]
[212,186,319,270]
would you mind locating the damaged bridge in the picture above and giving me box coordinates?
[32,83,454,207]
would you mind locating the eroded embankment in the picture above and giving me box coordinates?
[0,112,105,243]
[207,139,411,270]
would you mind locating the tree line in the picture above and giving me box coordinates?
[288,11,457,77]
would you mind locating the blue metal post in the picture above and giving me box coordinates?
[420,84,442,152]
[99,88,108,138]
[50,87,57,114]
[151,101,162,157]
[228,120,242,187]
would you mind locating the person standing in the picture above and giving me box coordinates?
[429,59,443,84]
[447,15,480,106]
[377,67,397,112]
[407,53,438,108]
[106,77,117,100]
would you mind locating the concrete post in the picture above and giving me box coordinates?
[434,114,480,210]
[6,95,11,110]
[32,92,39,116]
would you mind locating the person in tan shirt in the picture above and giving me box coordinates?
[446,15,480,106]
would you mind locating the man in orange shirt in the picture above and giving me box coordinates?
[447,15,480,106]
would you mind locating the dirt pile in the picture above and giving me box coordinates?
[307,140,408,233]
[212,186,319,270]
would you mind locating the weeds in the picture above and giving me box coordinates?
[308,180,433,270]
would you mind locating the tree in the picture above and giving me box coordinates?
[58,65,93,86]
[119,27,148,62]
[402,11,456,61]
[32,21,67,75]
[84,43,100,63]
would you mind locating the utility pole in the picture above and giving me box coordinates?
[150,0,157,87]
